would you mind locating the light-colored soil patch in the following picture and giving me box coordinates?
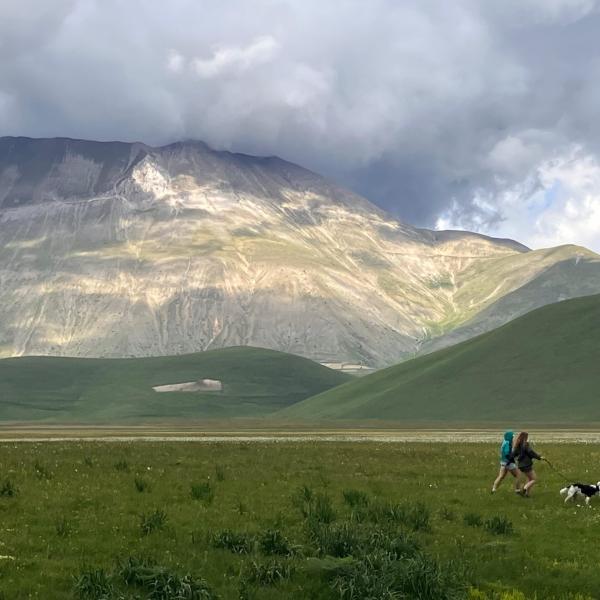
[152,379,222,393]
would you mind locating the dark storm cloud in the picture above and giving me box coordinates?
[1,0,600,231]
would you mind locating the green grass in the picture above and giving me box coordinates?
[0,441,597,599]
[0,346,350,423]
[281,294,600,424]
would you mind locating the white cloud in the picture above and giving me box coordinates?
[437,149,600,253]
[492,0,600,24]
[167,50,184,73]
[529,154,600,251]
[192,35,279,79]
[485,130,556,179]
[2,0,600,242]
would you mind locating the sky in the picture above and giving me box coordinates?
[2,0,600,252]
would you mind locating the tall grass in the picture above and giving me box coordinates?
[293,486,336,523]
[211,530,254,554]
[73,567,113,599]
[116,556,216,599]
[0,479,17,498]
[484,515,514,535]
[118,555,215,599]
[464,512,483,528]
[191,481,214,504]
[215,464,225,481]
[331,551,466,600]
[55,517,72,538]
[34,461,52,480]
[258,529,296,556]
[134,477,149,492]
[114,459,129,472]
[342,489,370,508]
[139,509,167,535]
[364,500,431,531]
[242,559,294,586]
[308,521,363,558]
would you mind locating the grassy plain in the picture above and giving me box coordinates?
[0,441,598,599]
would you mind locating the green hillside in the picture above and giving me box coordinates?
[0,347,350,423]
[280,294,600,424]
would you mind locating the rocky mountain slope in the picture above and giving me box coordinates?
[1,136,599,367]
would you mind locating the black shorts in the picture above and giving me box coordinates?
[519,465,533,473]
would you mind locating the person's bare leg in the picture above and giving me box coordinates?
[523,470,536,495]
[492,467,508,492]
[509,468,521,492]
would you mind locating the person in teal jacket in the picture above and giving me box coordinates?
[491,430,521,493]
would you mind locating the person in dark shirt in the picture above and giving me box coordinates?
[508,431,543,497]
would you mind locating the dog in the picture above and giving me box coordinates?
[560,482,600,506]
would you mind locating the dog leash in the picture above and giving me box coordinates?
[542,458,571,482]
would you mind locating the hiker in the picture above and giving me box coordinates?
[491,430,521,493]
[508,431,543,497]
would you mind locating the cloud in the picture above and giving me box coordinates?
[167,50,184,74]
[485,131,556,180]
[1,0,600,251]
[192,36,279,78]
[437,148,600,252]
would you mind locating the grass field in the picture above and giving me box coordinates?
[0,441,598,599]
[282,294,600,423]
[0,347,350,422]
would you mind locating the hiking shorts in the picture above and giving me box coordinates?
[500,461,517,471]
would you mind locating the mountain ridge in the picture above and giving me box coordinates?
[1,136,599,366]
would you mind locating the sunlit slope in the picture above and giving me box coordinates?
[3,137,600,368]
[0,347,350,422]
[280,294,600,423]
[421,244,600,348]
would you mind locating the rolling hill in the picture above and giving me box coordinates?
[2,136,600,367]
[0,346,350,423]
[279,294,600,425]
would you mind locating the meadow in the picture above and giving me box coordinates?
[283,294,600,424]
[0,441,598,599]
[0,347,349,422]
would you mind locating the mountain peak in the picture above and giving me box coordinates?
[1,136,598,366]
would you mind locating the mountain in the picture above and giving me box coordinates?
[1,136,600,367]
[0,346,350,422]
[279,294,600,424]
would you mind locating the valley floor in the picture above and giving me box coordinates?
[0,441,598,598]
[3,425,600,443]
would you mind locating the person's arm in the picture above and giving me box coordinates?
[506,446,516,463]
[529,447,542,461]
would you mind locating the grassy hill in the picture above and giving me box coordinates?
[0,347,350,423]
[279,294,600,425]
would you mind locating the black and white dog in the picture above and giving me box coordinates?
[560,482,600,506]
